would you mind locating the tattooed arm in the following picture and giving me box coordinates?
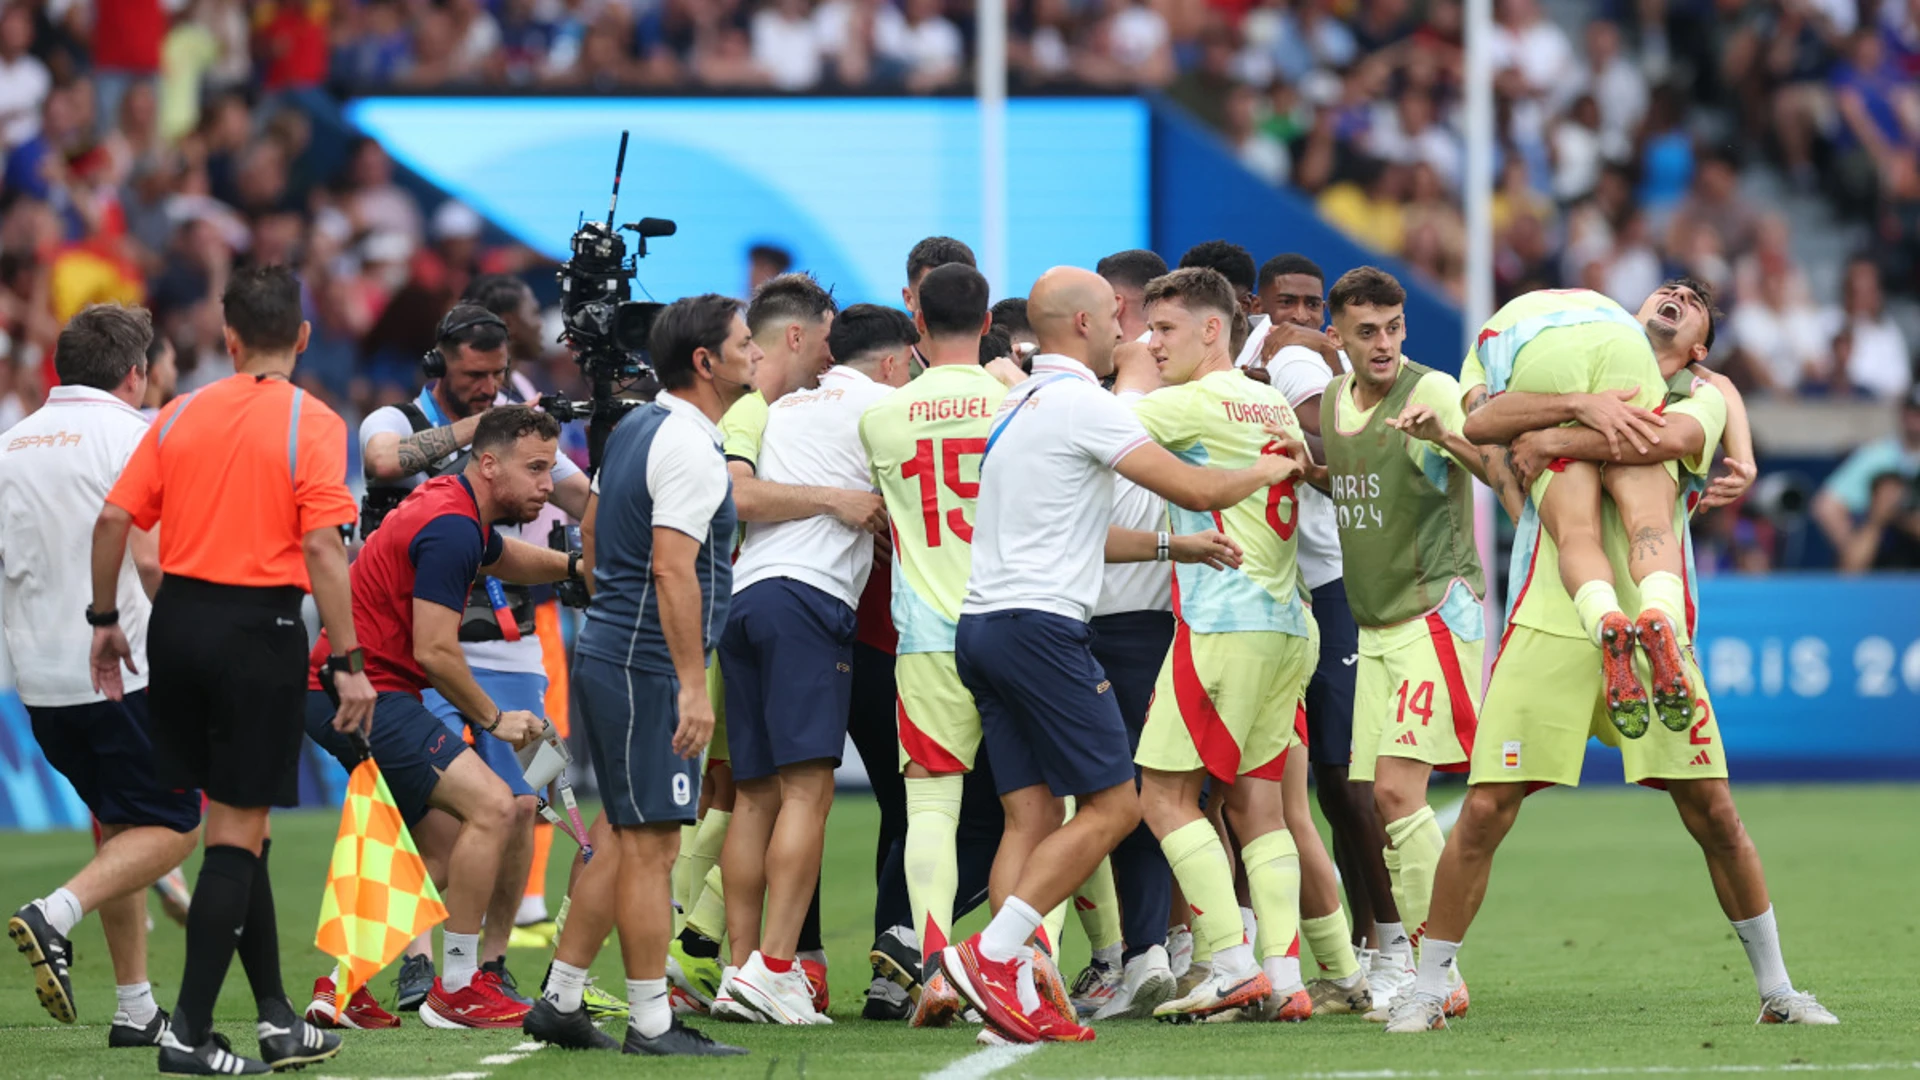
[364,412,486,483]
[1463,387,1527,521]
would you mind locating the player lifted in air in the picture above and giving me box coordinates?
[1387,279,1838,1032]
[1460,288,1694,739]
[1127,267,1320,1023]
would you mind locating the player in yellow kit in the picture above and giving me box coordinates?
[1389,279,1839,1032]
[1129,267,1318,1023]
[858,263,1008,1027]
[1311,268,1497,1022]
[1458,289,1693,739]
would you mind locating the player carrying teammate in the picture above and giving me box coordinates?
[1312,268,1488,1020]
[1388,279,1837,1032]
[1128,268,1318,1024]
[859,264,1007,1027]
[1460,289,1694,739]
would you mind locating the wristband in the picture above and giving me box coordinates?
[85,606,119,627]
[1155,531,1171,563]
[567,549,582,581]
[484,710,503,734]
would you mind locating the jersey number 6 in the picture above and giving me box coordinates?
[902,437,987,547]
[1266,478,1299,541]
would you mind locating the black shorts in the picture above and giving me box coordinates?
[27,690,201,833]
[1305,579,1360,767]
[146,576,309,809]
[305,691,466,826]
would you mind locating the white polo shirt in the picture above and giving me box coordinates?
[732,366,894,609]
[0,386,152,706]
[966,354,1154,622]
[1266,343,1345,591]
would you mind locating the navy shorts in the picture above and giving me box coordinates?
[28,691,201,833]
[1089,610,1176,747]
[1305,579,1359,767]
[306,691,467,826]
[575,654,701,826]
[956,609,1135,799]
[718,579,857,782]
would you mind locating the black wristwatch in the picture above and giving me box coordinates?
[85,606,119,627]
[324,648,365,679]
[567,549,583,581]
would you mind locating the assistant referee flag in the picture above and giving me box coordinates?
[315,757,447,1017]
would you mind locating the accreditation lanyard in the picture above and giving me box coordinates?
[983,373,1078,460]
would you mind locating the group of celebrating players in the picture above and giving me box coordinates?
[4,232,1839,1073]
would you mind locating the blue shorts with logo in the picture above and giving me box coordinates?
[423,669,545,797]
[1305,579,1359,767]
[575,654,701,826]
[28,690,202,833]
[718,578,857,783]
[305,690,467,825]
[956,609,1135,799]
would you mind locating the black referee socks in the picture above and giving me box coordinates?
[237,839,293,1021]
[173,845,256,1045]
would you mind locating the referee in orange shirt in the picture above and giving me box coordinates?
[86,266,378,1077]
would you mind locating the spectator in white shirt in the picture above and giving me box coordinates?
[0,304,199,1049]
[1489,0,1573,101]
[1823,256,1913,401]
[1553,20,1647,152]
[1550,95,1605,202]
[753,0,826,90]
[878,0,963,91]
[0,5,50,150]
[1732,263,1834,395]
[1366,89,1462,192]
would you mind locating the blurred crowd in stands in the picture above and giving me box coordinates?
[0,0,1914,570]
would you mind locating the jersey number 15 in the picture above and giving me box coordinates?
[902,437,986,547]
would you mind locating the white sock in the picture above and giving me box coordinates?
[544,959,589,1013]
[797,948,827,967]
[1262,954,1302,993]
[628,977,671,1038]
[1731,907,1792,999]
[1091,943,1122,970]
[1239,906,1258,948]
[1377,920,1412,963]
[442,931,480,992]
[40,888,83,936]
[516,895,549,926]
[1214,942,1257,978]
[115,981,157,1025]
[979,897,1043,964]
[1014,952,1041,1014]
[1413,938,1459,1001]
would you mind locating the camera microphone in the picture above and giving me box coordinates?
[632,217,677,238]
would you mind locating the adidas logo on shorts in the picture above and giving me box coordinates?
[1689,750,1712,767]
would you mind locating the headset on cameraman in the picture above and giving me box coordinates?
[356,304,510,538]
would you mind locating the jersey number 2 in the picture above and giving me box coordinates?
[902,437,986,547]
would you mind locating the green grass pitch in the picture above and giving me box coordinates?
[3,785,1915,1080]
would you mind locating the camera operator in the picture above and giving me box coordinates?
[346,301,591,1016]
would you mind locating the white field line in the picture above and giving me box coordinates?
[316,1036,545,1080]
[1083,1063,1920,1080]
[923,1041,1046,1080]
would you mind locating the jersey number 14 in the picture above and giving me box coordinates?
[902,437,986,547]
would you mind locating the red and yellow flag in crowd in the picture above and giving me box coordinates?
[315,759,447,1016]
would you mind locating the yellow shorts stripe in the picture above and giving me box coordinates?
[1137,627,1315,782]
[1352,616,1482,782]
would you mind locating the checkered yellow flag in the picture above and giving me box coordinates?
[315,758,447,1017]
